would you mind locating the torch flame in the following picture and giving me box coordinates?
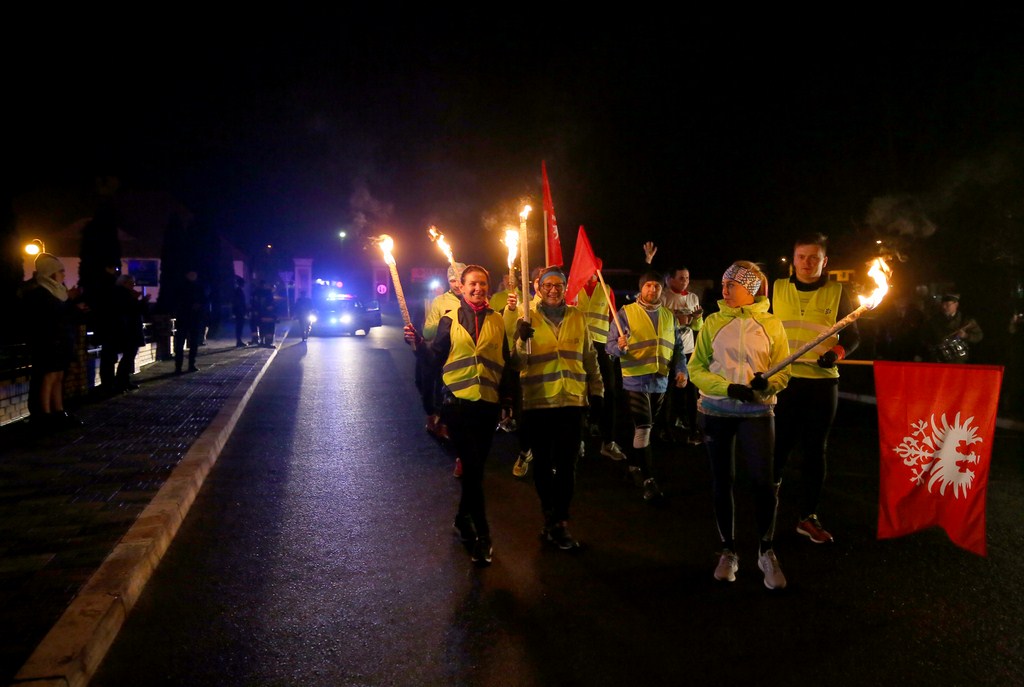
[502,228,519,269]
[519,205,532,221]
[374,234,396,267]
[858,258,891,309]
[428,226,454,264]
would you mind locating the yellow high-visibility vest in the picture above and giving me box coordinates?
[441,310,506,402]
[772,278,843,380]
[621,302,674,377]
[576,286,611,345]
[521,307,588,403]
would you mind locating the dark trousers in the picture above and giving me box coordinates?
[443,400,500,538]
[234,315,246,344]
[524,406,584,524]
[174,321,204,370]
[99,344,119,389]
[701,413,778,550]
[116,346,138,388]
[774,377,839,518]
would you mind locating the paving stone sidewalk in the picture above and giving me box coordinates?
[0,336,278,683]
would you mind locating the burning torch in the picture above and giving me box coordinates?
[762,258,891,378]
[502,227,519,312]
[427,225,455,266]
[373,234,412,328]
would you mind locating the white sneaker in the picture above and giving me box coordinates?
[757,549,787,590]
[600,441,626,461]
[714,550,739,582]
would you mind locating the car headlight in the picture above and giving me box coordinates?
[340,314,353,324]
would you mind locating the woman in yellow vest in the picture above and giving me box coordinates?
[689,261,791,590]
[514,267,604,549]
[606,271,688,502]
[404,265,514,567]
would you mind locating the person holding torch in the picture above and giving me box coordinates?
[771,233,860,546]
[513,266,604,550]
[689,261,791,589]
[404,265,515,567]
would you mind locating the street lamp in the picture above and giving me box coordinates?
[24,239,45,256]
[338,230,347,239]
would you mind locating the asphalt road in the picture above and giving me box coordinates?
[92,325,1024,686]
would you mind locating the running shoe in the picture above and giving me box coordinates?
[512,449,533,478]
[714,550,739,582]
[797,514,834,543]
[471,537,493,566]
[757,549,787,590]
[600,441,626,461]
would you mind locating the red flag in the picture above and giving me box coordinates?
[875,361,1004,556]
[565,225,601,305]
[542,161,564,266]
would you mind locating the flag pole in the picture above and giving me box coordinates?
[595,269,625,338]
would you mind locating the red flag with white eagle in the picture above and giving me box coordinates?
[875,361,1003,556]
[542,161,563,266]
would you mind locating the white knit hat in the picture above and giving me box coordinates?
[34,253,64,279]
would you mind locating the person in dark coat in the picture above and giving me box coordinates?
[232,276,248,347]
[112,274,150,390]
[21,253,86,426]
[174,270,208,373]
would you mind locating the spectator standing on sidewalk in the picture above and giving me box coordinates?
[232,277,248,347]
[689,261,790,589]
[111,274,150,391]
[21,253,86,427]
[174,270,207,374]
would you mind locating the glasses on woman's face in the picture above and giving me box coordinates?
[539,282,565,292]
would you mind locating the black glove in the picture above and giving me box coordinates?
[749,373,768,391]
[817,350,839,368]
[516,319,535,341]
[727,384,756,403]
[589,395,603,415]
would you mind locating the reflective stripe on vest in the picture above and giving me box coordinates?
[521,307,588,403]
[441,310,506,402]
[772,279,843,379]
[621,303,674,377]
[577,287,610,344]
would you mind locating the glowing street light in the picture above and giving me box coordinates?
[24,239,45,256]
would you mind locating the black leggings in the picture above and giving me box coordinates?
[773,377,839,518]
[701,413,778,551]
[443,400,500,537]
[524,407,584,524]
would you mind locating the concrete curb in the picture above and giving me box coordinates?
[11,344,281,687]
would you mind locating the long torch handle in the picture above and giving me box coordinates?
[595,269,624,338]
[763,305,869,378]
[387,263,412,328]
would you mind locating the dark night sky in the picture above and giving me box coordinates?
[11,11,1024,281]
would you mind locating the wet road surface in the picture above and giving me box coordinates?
[93,325,1024,686]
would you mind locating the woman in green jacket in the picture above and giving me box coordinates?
[689,261,791,590]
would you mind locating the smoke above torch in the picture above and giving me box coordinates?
[372,234,412,327]
[762,258,891,379]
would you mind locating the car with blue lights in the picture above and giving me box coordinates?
[308,293,381,336]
